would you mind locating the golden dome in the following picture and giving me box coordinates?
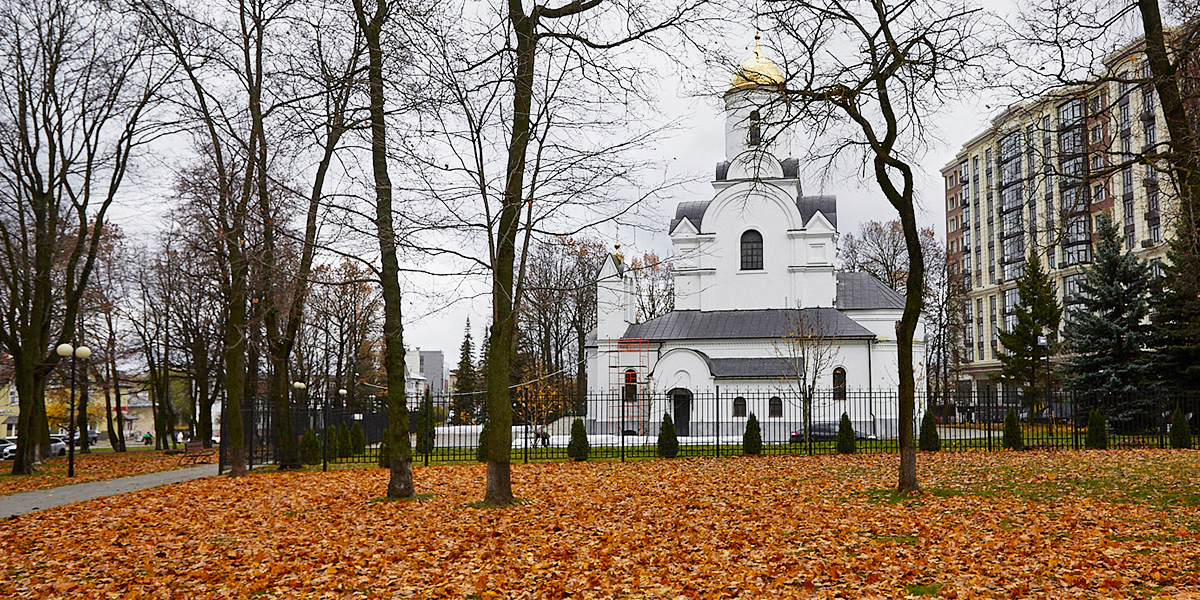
[729,35,784,91]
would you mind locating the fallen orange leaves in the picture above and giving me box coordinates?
[0,450,189,496]
[1,450,1199,598]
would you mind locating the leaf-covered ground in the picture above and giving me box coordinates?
[0,450,190,496]
[3,450,1199,599]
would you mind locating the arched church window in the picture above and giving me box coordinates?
[833,367,847,402]
[748,110,762,146]
[623,369,637,402]
[740,230,763,270]
[733,396,747,418]
[769,396,783,418]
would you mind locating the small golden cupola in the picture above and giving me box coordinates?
[729,34,784,92]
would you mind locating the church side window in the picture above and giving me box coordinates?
[733,396,747,418]
[740,230,764,270]
[748,110,761,146]
[769,396,783,418]
[623,369,637,402]
[833,367,847,402]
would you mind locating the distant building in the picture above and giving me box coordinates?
[943,35,1179,394]
[585,39,923,442]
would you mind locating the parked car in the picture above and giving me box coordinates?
[788,422,878,443]
[65,431,99,446]
[2,437,68,459]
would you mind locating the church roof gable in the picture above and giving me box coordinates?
[670,200,712,232]
[622,307,874,341]
[797,195,837,229]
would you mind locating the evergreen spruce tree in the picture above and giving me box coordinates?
[1063,214,1154,431]
[450,319,480,425]
[743,413,762,456]
[657,413,678,458]
[997,252,1061,418]
[1170,407,1193,449]
[299,428,321,465]
[1085,409,1108,449]
[918,410,941,452]
[350,421,366,455]
[1150,235,1200,392]
[1002,407,1024,450]
[836,413,856,455]
[567,418,589,461]
[476,421,491,462]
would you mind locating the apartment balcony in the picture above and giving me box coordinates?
[1145,209,1160,223]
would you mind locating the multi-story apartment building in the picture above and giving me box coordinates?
[943,39,1173,397]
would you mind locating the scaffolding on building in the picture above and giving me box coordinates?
[608,337,651,435]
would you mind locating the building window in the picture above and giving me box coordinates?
[623,369,637,402]
[740,229,764,270]
[748,110,761,146]
[768,396,783,418]
[833,368,847,402]
[733,396,747,418]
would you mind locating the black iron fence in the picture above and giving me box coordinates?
[218,388,1200,473]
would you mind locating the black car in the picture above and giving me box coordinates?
[788,422,878,443]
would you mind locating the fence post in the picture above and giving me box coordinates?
[715,386,720,459]
[620,391,625,463]
[322,393,328,472]
[424,395,431,467]
[1072,391,1079,450]
[1157,392,1164,449]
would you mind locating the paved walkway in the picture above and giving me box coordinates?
[0,464,220,519]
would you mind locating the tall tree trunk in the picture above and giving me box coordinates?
[1138,0,1200,252]
[352,0,413,498]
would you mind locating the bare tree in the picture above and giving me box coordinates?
[629,252,675,323]
[0,0,168,474]
[763,0,996,493]
[773,309,838,454]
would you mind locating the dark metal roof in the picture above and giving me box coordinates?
[835,272,906,310]
[622,307,875,341]
[797,195,837,229]
[708,357,798,379]
[670,200,712,232]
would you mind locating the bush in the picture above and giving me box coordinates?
[299,428,321,465]
[657,413,678,458]
[1170,407,1193,449]
[1002,408,1024,450]
[414,391,436,455]
[918,410,941,452]
[349,421,366,455]
[567,418,589,461]
[338,423,354,459]
[742,413,762,456]
[476,421,491,463]
[378,436,390,468]
[1085,409,1108,450]
[836,413,856,455]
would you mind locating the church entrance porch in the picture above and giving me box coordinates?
[671,388,692,437]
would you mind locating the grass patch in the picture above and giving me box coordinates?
[873,534,919,545]
[904,582,944,595]
[467,498,529,509]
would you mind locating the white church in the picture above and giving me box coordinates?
[584,39,924,443]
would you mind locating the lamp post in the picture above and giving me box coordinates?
[289,381,306,469]
[56,343,90,477]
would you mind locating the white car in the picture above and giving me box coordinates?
[1,437,68,459]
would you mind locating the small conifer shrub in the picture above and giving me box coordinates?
[299,428,321,465]
[1170,407,1193,449]
[918,410,941,452]
[476,421,491,463]
[1085,409,1108,450]
[1002,407,1024,450]
[657,413,678,458]
[836,413,857,455]
[743,413,762,456]
[350,421,366,455]
[567,418,590,461]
